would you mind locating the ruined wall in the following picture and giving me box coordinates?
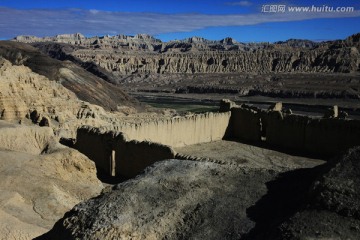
[230,105,360,157]
[75,112,230,178]
[110,112,231,147]
[230,107,262,142]
[304,118,360,156]
[114,140,175,178]
[265,113,360,156]
[75,104,360,178]
[75,128,117,175]
[266,112,310,153]
[75,127,175,178]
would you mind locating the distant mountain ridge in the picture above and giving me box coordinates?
[13,32,360,74]
[13,32,325,52]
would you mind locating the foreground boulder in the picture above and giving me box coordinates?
[38,146,360,239]
[38,160,278,239]
[275,147,360,239]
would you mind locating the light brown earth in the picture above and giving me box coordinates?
[175,140,325,171]
[0,121,103,239]
[0,57,176,139]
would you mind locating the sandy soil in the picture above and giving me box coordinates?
[175,140,325,171]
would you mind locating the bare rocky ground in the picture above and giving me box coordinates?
[175,140,325,171]
[273,147,360,240]
[36,160,288,239]
[38,147,360,240]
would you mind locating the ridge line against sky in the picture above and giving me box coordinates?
[0,0,359,42]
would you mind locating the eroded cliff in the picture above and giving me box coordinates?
[0,41,140,111]
[16,32,360,76]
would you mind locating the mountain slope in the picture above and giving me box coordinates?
[0,41,139,111]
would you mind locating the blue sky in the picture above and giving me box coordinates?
[0,0,359,42]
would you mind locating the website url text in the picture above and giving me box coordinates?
[261,5,355,13]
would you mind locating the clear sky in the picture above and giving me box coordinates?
[0,0,359,42]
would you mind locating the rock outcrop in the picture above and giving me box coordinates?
[0,120,56,154]
[0,57,123,138]
[0,57,79,121]
[41,146,360,240]
[0,57,156,139]
[0,121,103,239]
[38,147,359,239]
[0,41,139,111]
[310,147,360,218]
[38,159,278,240]
[87,47,358,75]
[274,147,360,239]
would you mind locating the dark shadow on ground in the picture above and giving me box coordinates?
[59,138,75,148]
[59,138,128,185]
[96,168,129,185]
[242,163,330,240]
[223,137,337,160]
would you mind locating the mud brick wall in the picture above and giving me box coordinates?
[229,107,262,142]
[109,112,231,147]
[75,127,175,178]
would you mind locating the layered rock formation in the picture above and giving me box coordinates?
[0,57,78,121]
[80,45,358,75]
[0,41,139,111]
[15,33,163,51]
[0,57,129,138]
[15,33,360,75]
